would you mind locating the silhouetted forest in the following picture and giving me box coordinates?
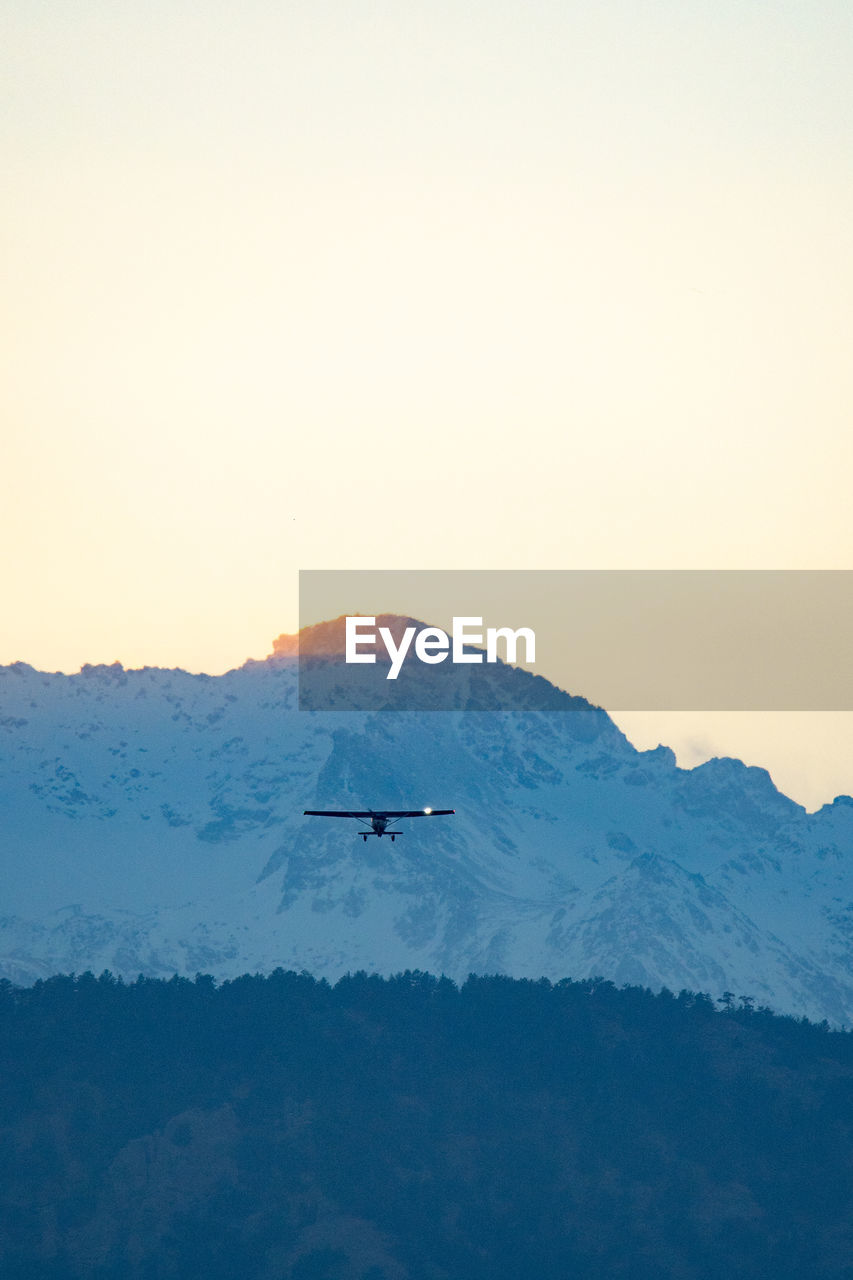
[2,969,852,1279]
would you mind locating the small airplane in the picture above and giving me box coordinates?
[303,807,455,842]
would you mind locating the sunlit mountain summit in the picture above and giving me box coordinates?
[1,618,852,1023]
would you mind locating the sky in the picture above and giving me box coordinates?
[2,2,852,808]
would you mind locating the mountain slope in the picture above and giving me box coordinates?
[1,626,852,1022]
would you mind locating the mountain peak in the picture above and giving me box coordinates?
[270,613,427,659]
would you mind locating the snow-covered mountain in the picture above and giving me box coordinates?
[2,621,853,1023]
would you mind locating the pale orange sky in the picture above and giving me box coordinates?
[2,2,852,808]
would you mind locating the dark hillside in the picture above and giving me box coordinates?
[1,971,852,1279]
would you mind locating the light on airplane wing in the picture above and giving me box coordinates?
[423,807,432,814]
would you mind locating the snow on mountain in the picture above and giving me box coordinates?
[1,624,852,1023]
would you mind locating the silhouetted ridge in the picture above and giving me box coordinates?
[1,970,851,1279]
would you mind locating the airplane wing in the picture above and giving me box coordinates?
[376,809,455,818]
[303,811,375,818]
[303,809,454,818]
